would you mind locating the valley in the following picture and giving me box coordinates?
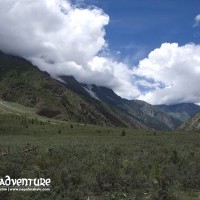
[0,51,200,200]
[0,1,200,199]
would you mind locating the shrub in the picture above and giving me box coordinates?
[121,129,126,136]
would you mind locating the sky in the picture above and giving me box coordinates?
[89,0,200,64]
[0,0,200,105]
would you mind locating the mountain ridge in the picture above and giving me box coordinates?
[60,75,182,131]
[0,51,148,129]
[157,103,200,122]
[0,51,182,131]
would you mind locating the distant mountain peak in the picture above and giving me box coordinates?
[157,103,200,122]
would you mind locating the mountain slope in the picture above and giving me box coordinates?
[0,51,182,131]
[0,51,148,129]
[124,100,182,131]
[179,112,200,131]
[60,77,182,131]
[85,85,181,130]
[157,103,200,122]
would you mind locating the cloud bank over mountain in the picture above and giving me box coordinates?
[0,0,200,105]
[0,0,140,99]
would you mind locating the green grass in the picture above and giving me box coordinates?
[0,99,36,114]
[0,112,200,200]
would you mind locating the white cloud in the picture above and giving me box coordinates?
[1,0,200,105]
[194,14,200,27]
[135,43,200,105]
[0,0,140,99]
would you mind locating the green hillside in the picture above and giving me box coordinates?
[0,52,148,129]
[0,51,184,131]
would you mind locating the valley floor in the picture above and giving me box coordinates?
[0,112,200,200]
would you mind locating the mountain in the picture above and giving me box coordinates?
[60,76,182,131]
[0,51,147,129]
[124,100,182,131]
[0,51,182,131]
[157,103,200,122]
[179,112,200,131]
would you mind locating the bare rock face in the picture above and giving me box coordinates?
[179,113,200,131]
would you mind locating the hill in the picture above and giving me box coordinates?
[60,76,182,131]
[0,51,147,129]
[0,51,182,130]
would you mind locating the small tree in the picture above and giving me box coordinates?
[121,129,126,136]
[58,129,62,134]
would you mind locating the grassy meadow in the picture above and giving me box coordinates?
[0,101,200,200]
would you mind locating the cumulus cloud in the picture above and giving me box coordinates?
[1,0,200,105]
[0,0,140,99]
[135,43,200,105]
[194,14,200,27]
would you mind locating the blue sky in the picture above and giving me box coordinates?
[82,0,200,65]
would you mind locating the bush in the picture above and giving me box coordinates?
[121,129,126,136]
